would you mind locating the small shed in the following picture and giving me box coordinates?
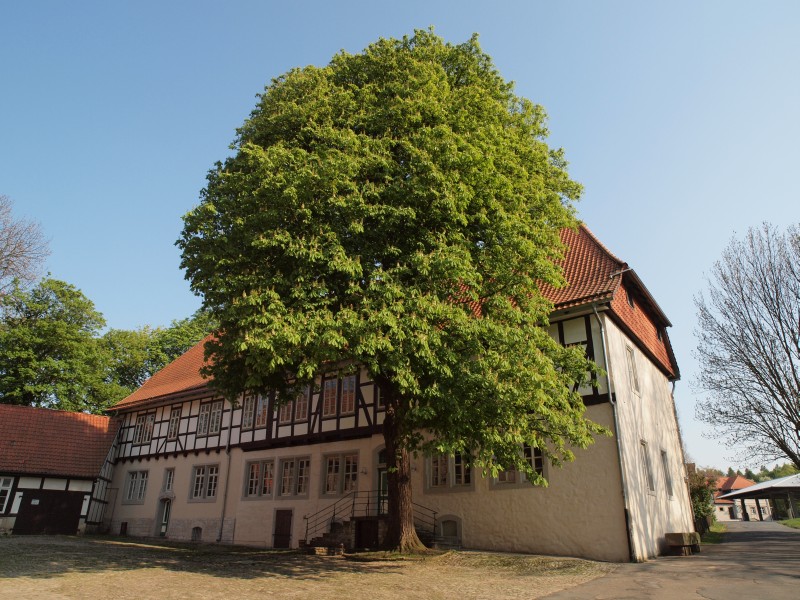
[0,405,120,535]
[718,474,800,521]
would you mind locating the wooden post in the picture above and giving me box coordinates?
[755,498,763,521]
[740,498,748,521]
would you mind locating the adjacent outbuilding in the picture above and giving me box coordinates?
[718,474,800,521]
[0,404,120,535]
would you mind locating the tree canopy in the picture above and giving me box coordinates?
[695,223,800,470]
[0,277,214,413]
[179,30,603,550]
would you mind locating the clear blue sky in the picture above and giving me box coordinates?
[2,1,798,471]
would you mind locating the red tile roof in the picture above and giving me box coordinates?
[713,475,756,505]
[112,335,212,410]
[541,225,626,310]
[112,224,680,410]
[0,405,120,479]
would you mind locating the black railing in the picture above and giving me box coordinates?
[303,490,437,547]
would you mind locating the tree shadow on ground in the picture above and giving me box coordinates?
[0,535,405,581]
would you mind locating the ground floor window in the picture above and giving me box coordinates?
[428,452,472,491]
[495,445,544,486]
[191,465,219,500]
[280,457,310,496]
[322,453,358,496]
[0,477,13,513]
[245,460,275,498]
[124,470,148,503]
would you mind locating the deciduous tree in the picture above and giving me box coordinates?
[0,278,122,412]
[0,195,49,292]
[179,30,603,551]
[695,223,800,469]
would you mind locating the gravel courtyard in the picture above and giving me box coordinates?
[0,536,615,600]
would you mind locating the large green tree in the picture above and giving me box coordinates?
[179,31,603,551]
[0,279,214,413]
[0,278,123,412]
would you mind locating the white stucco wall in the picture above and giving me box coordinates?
[601,315,694,560]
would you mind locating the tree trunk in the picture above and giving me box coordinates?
[380,379,427,553]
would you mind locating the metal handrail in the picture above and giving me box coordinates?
[303,490,438,546]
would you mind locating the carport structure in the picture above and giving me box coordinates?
[719,473,800,521]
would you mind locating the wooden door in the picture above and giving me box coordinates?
[273,509,293,548]
[13,490,83,535]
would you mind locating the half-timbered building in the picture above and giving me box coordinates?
[105,225,693,562]
[0,404,119,535]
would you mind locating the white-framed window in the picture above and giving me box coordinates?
[197,404,211,436]
[245,460,275,498]
[197,401,223,436]
[341,375,356,414]
[641,441,655,492]
[124,470,148,503]
[660,450,674,497]
[626,346,640,395]
[133,413,155,445]
[167,406,181,440]
[279,457,311,496]
[163,468,174,493]
[254,394,269,428]
[0,477,13,513]
[322,379,337,417]
[496,445,544,485]
[209,400,223,434]
[191,465,219,500]
[278,397,293,424]
[322,453,359,496]
[428,452,471,490]
[241,394,256,430]
[295,387,309,422]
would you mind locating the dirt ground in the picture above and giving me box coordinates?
[0,536,616,600]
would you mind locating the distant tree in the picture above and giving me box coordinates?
[689,470,716,521]
[726,467,736,477]
[101,309,215,391]
[744,468,756,481]
[0,278,122,412]
[0,195,49,292]
[695,223,800,469]
[179,30,604,551]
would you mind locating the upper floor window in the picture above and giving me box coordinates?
[133,413,155,445]
[341,375,356,414]
[626,346,640,395]
[295,387,309,422]
[124,470,148,503]
[191,464,219,501]
[167,407,181,440]
[322,379,337,417]
[278,396,293,424]
[496,445,544,485]
[660,450,674,497]
[241,394,256,430]
[254,394,269,428]
[197,400,224,436]
[640,441,655,493]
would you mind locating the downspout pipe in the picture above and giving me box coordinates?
[592,303,636,562]
[217,397,235,543]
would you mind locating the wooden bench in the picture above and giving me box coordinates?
[666,532,701,555]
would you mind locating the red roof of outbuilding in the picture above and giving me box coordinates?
[0,404,120,479]
[112,224,680,410]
